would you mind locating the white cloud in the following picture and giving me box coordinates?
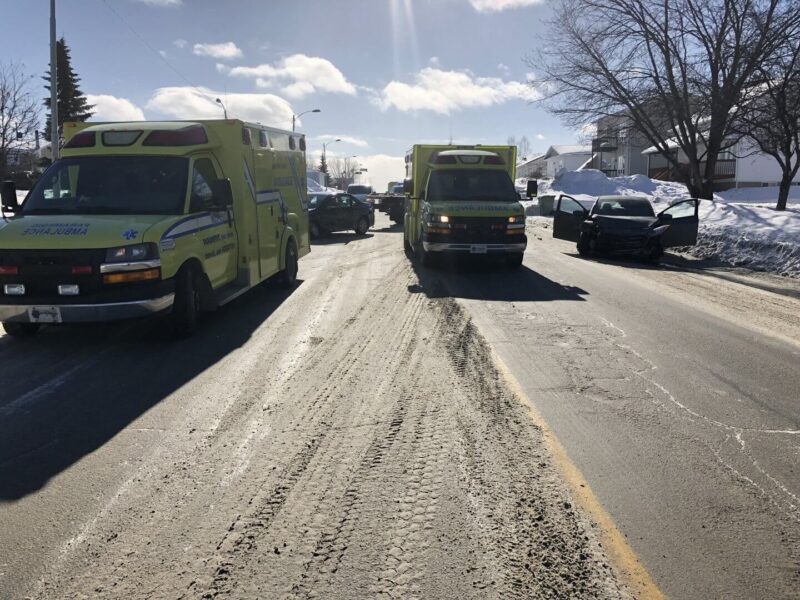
[536,133,545,140]
[134,0,182,5]
[173,39,187,49]
[229,54,357,99]
[314,134,369,148]
[215,63,230,74]
[145,87,293,128]
[86,94,146,121]
[375,68,542,114]
[429,56,441,67]
[192,42,243,61]
[357,155,406,194]
[469,0,544,11]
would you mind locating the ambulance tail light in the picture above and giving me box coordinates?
[71,266,93,275]
[0,266,19,275]
[143,125,208,147]
[64,131,96,148]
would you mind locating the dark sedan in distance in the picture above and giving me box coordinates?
[552,194,700,262]
[308,192,375,238]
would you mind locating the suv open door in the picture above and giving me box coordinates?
[657,199,699,247]
[553,194,588,243]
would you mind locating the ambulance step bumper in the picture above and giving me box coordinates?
[0,293,175,324]
[422,242,526,253]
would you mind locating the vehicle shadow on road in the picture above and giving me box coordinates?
[408,257,588,302]
[311,233,374,246]
[0,280,301,501]
[372,222,404,233]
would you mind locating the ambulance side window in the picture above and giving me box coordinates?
[189,158,218,212]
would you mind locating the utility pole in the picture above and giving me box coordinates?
[50,0,59,160]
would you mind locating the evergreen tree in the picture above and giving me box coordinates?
[319,153,330,186]
[43,38,93,142]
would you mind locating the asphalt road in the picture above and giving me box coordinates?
[0,212,798,599]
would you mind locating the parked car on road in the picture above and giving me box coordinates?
[308,192,374,238]
[552,194,700,261]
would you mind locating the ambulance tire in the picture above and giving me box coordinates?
[171,266,201,337]
[2,322,41,338]
[310,221,320,239]
[279,239,298,287]
[415,239,431,267]
[356,217,369,236]
[404,235,414,258]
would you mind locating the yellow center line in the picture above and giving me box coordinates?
[490,346,667,600]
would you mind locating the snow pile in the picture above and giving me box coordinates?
[529,170,800,277]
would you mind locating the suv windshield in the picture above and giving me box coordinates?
[22,156,189,216]
[427,169,518,202]
[592,198,655,217]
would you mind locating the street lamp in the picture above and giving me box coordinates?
[215,98,228,119]
[292,108,321,132]
[321,138,341,163]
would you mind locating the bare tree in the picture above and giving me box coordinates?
[0,62,40,179]
[518,135,532,160]
[736,42,800,211]
[507,135,533,161]
[328,156,360,190]
[530,0,800,199]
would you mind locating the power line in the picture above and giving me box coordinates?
[99,0,202,94]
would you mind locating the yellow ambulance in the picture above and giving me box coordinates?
[0,119,309,337]
[402,145,533,267]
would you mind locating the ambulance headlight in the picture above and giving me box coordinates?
[427,214,450,223]
[105,243,158,262]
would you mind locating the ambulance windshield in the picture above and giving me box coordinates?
[22,156,189,216]
[426,169,518,203]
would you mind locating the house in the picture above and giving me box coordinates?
[516,153,546,179]
[543,145,592,178]
[642,137,800,190]
[590,113,651,177]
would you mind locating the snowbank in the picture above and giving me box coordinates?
[528,170,800,278]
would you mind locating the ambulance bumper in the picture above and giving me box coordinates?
[0,293,175,324]
[422,242,527,253]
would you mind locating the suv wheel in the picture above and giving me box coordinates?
[3,322,41,338]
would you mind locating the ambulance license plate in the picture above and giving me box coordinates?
[28,306,62,323]
[470,244,488,254]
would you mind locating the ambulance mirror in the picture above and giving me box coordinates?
[526,180,538,198]
[1,181,18,211]
[211,178,233,209]
[403,178,413,195]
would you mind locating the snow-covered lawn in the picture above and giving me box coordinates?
[523,170,800,278]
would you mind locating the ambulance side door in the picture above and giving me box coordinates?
[254,133,280,277]
[189,155,237,288]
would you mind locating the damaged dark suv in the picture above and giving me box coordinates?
[552,194,700,262]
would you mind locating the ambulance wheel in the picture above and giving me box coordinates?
[310,221,321,239]
[280,239,298,287]
[415,240,431,267]
[3,322,41,338]
[506,253,524,268]
[356,217,369,236]
[171,267,201,337]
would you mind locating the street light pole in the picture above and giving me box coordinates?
[292,108,321,132]
[50,0,59,161]
[215,98,228,119]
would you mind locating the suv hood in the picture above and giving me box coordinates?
[425,200,523,218]
[593,215,657,232]
[0,214,168,249]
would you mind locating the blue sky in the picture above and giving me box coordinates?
[3,0,582,189]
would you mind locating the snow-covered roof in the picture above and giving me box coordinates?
[543,145,592,159]
[517,153,546,167]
